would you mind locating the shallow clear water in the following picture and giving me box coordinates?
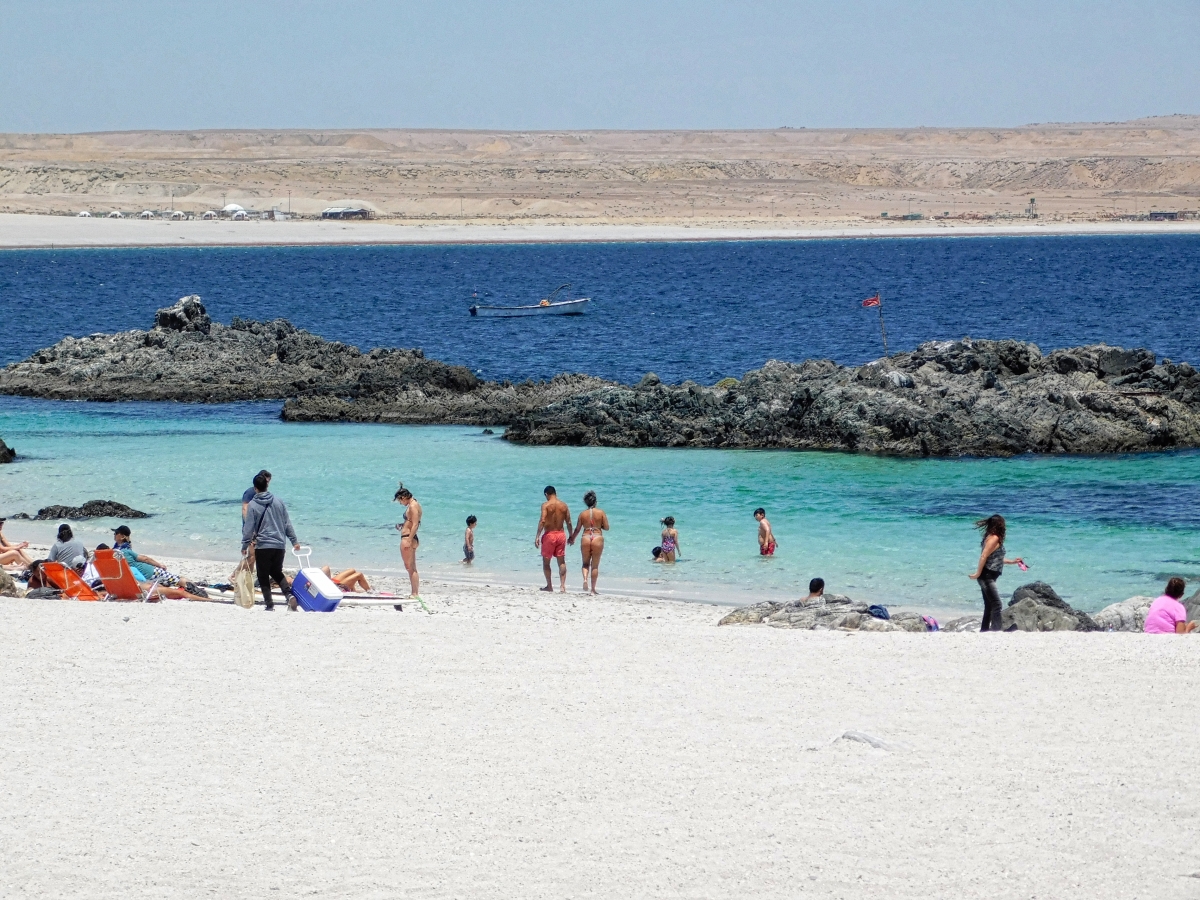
[3,397,1197,613]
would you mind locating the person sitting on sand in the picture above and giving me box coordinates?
[0,518,34,568]
[320,566,372,593]
[112,526,210,601]
[754,508,776,556]
[658,516,680,563]
[801,577,826,607]
[1144,577,1197,634]
[47,523,88,570]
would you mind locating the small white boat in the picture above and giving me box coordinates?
[469,284,590,317]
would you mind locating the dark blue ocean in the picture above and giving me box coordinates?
[2,234,1199,380]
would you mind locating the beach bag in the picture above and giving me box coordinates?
[231,554,257,609]
[26,588,62,600]
[866,604,890,620]
[922,615,940,632]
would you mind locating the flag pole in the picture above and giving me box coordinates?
[878,293,889,357]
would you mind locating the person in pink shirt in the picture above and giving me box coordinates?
[1143,577,1197,634]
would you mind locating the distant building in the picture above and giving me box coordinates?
[1149,211,1179,221]
[321,206,373,220]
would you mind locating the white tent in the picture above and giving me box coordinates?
[138,210,156,219]
[222,203,245,213]
[77,211,92,217]
[169,210,186,220]
[107,211,124,218]
[230,210,249,220]
[201,210,218,220]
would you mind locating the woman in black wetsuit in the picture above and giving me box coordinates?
[969,514,1025,632]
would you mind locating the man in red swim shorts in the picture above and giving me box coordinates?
[754,507,777,556]
[535,485,572,593]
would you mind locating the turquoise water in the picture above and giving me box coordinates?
[2,397,1197,612]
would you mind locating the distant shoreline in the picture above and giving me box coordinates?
[2,212,1199,250]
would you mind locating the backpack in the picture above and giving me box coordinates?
[921,615,940,632]
[866,604,890,620]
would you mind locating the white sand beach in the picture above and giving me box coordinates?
[2,211,1200,249]
[2,556,1198,899]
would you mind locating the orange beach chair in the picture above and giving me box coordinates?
[39,562,100,602]
[92,549,160,602]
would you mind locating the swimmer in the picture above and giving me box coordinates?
[754,508,776,556]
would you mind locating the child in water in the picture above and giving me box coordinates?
[659,516,680,562]
[463,515,477,564]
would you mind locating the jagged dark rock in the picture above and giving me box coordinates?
[1004,581,1101,632]
[9,500,149,521]
[504,340,1200,456]
[0,437,13,463]
[5,301,1200,457]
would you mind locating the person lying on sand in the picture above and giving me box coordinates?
[321,566,371,593]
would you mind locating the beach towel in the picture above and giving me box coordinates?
[866,604,890,620]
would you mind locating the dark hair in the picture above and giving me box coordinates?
[1166,577,1187,599]
[975,514,1006,544]
[257,469,271,480]
[96,543,110,551]
[544,485,556,497]
[753,508,766,518]
[253,473,269,492]
[57,523,73,541]
[809,577,825,594]
[394,482,412,501]
[466,515,477,526]
[652,546,663,559]
[661,516,675,527]
[583,491,597,508]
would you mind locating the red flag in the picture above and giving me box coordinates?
[862,293,881,308]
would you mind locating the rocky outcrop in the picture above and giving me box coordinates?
[1003,582,1101,632]
[0,296,483,404]
[8,500,149,520]
[0,569,22,598]
[0,438,13,463]
[6,300,1200,457]
[719,595,930,632]
[1093,596,1155,632]
[504,341,1200,455]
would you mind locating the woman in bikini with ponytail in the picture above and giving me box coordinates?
[394,483,422,601]
[569,490,610,594]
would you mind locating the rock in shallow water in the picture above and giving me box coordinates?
[0,437,13,463]
[9,500,149,520]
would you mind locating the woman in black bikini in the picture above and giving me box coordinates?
[394,483,422,601]
[568,490,610,594]
[969,514,1024,632]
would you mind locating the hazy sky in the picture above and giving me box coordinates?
[1,0,1197,132]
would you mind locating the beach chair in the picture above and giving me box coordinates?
[92,549,161,602]
[39,561,101,602]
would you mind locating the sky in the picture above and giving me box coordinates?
[0,0,1197,132]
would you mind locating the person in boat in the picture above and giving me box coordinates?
[321,566,372,593]
[394,483,421,601]
[539,298,551,307]
[0,518,34,568]
[568,491,609,594]
[535,486,571,593]
[658,516,680,563]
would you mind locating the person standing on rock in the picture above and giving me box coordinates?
[241,472,301,611]
[242,469,270,520]
[754,508,776,556]
[569,491,609,594]
[1143,577,1197,634]
[535,486,571,593]
[394,483,422,601]
[969,514,1024,632]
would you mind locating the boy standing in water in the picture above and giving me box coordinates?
[754,507,777,556]
[535,486,571,593]
[463,515,477,564]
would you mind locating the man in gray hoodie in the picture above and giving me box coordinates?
[241,472,302,611]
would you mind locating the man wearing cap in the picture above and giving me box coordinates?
[242,469,271,521]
